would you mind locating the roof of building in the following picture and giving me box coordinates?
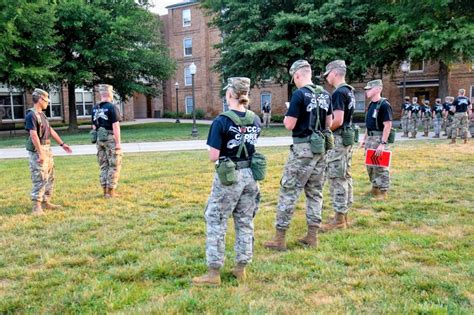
[165,0,199,10]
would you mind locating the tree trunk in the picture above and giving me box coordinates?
[438,60,449,100]
[67,83,78,131]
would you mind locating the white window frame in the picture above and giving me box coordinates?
[260,92,272,110]
[0,84,25,122]
[75,87,94,117]
[182,9,191,27]
[184,66,192,86]
[185,96,194,114]
[44,87,63,119]
[183,38,192,57]
[470,85,474,99]
[409,60,424,73]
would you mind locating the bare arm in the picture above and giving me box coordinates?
[29,130,44,163]
[112,122,121,150]
[330,110,344,131]
[283,116,297,130]
[209,147,220,162]
[325,114,333,129]
[375,121,392,156]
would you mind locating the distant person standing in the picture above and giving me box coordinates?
[408,97,421,138]
[443,96,455,139]
[421,99,432,137]
[432,98,443,138]
[92,84,123,198]
[451,89,472,144]
[262,101,271,128]
[401,96,411,137]
[25,88,72,215]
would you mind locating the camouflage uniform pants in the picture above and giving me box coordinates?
[263,113,271,128]
[365,136,390,191]
[452,112,469,140]
[446,115,454,138]
[433,117,442,136]
[96,135,122,189]
[409,116,419,136]
[401,113,409,134]
[28,145,54,202]
[205,168,260,268]
[422,117,432,134]
[327,135,353,215]
[275,142,326,230]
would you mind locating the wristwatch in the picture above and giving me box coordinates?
[380,140,388,145]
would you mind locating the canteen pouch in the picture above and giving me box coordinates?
[251,152,267,181]
[97,127,109,141]
[310,131,325,154]
[342,126,355,146]
[388,128,396,144]
[323,129,334,151]
[353,125,360,143]
[26,137,36,152]
[90,129,98,143]
[216,158,237,186]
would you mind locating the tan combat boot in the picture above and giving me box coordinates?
[402,132,408,138]
[424,131,429,137]
[32,201,44,216]
[106,188,119,198]
[103,187,108,197]
[374,189,388,200]
[263,229,287,251]
[464,138,468,144]
[232,263,247,281]
[450,138,456,144]
[297,225,319,247]
[192,267,221,286]
[43,201,62,210]
[320,212,347,233]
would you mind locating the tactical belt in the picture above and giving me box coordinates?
[333,128,344,136]
[367,130,383,136]
[293,136,310,144]
[234,160,251,169]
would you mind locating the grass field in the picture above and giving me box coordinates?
[0,122,290,149]
[0,141,473,313]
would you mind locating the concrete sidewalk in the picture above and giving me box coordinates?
[0,132,445,160]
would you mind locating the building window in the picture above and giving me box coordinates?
[185,96,193,114]
[75,88,94,117]
[45,88,62,119]
[182,9,191,27]
[183,38,192,57]
[260,92,272,110]
[470,85,474,99]
[354,91,365,112]
[222,97,228,112]
[0,84,25,121]
[409,60,424,72]
[184,66,192,86]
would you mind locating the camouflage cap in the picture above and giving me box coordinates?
[364,79,383,90]
[32,88,48,98]
[289,60,311,78]
[323,59,346,77]
[222,77,251,94]
[404,96,410,101]
[98,84,113,93]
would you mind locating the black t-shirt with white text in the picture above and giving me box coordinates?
[433,103,443,118]
[331,85,355,129]
[286,86,333,138]
[207,110,261,161]
[25,110,51,141]
[443,103,455,116]
[402,102,411,112]
[92,102,119,131]
[452,96,471,113]
[365,99,393,131]
[421,105,431,116]
[409,103,421,115]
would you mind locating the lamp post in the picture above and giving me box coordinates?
[189,62,198,138]
[175,82,180,123]
[401,60,409,102]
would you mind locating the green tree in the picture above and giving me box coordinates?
[366,0,474,98]
[55,0,175,130]
[0,0,58,88]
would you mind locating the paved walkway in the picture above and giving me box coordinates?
[0,132,445,160]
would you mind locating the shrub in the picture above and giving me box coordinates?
[271,115,284,123]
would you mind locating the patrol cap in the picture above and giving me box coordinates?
[323,59,346,77]
[364,79,383,90]
[222,77,251,94]
[289,60,311,78]
[98,84,114,93]
[32,88,49,98]
[404,96,410,101]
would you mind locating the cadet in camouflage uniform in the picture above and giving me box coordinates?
[401,96,411,137]
[421,99,432,137]
[263,60,333,251]
[443,96,455,138]
[321,60,355,232]
[192,77,261,286]
[408,97,421,138]
[360,80,393,200]
[25,89,72,215]
[92,84,122,198]
[451,88,472,144]
[432,98,443,138]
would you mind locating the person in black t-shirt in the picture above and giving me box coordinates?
[92,84,122,198]
[443,96,455,138]
[408,97,421,138]
[401,96,411,137]
[262,101,271,128]
[25,88,72,215]
[193,77,261,286]
[451,88,472,143]
[421,100,432,137]
[321,59,355,232]
[432,98,444,138]
[361,80,393,199]
[264,60,333,251]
